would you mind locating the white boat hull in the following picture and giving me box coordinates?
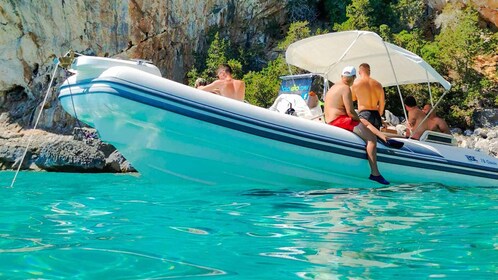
[58,57,498,187]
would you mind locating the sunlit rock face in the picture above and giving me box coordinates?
[0,0,285,96]
[429,0,497,28]
[473,0,498,28]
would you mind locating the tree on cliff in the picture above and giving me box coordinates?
[187,32,242,86]
[434,4,497,127]
[244,21,312,107]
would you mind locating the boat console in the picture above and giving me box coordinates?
[269,74,325,122]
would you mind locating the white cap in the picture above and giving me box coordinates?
[341,66,356,77]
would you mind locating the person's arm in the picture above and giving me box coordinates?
[236,80,245,101]
[343,89,360,121]
[198,80,222,93]
[351,84,358,102]
[378,87,385,116]
[438,119,451,134]
[405,111,415,137]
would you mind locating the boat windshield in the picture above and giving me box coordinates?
[279,74,326,102]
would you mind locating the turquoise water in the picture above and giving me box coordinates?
[1,172,497,279]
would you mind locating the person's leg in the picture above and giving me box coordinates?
[360,118,404,149]
[359,119,387,142]
[354,123,390,185]
[353,123,380,176]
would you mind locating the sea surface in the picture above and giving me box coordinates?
[0,171,497,279]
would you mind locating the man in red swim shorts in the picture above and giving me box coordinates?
[328,115,360,132]
[324,66,389,185]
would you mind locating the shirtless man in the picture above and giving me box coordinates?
[422,104,451,134]
[352,63,385,130]
[324,66,389,185]
[404,96,428,139]
[198,64,245,101]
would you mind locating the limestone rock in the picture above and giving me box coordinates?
[105,150,136,173]
[35,140,106,172]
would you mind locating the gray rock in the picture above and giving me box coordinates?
[35,140,106,172]
[105,150,136,173]
[450,127,462,135]
[464,129,473,136]
[487,130,497,139]
[473,109,498,128]
[473,128,488,138]
[489,139,498,157]
[474,139,490,154]
[0,145,33,170]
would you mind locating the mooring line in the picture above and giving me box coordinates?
[9,61,60,188]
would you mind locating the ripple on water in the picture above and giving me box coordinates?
[0,247,226,279]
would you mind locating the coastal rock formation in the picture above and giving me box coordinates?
[0,0,285,98]
[0,0,286,172]
[431,0,498,29]
[454,127,498,157]
[35,140,106,172]
[472,0,498,28]
[0,116,135,172]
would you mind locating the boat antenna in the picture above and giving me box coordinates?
[9,58,61,188]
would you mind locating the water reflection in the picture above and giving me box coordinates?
[254,184,498,278]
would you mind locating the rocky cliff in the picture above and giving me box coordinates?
[0,0,287,171]
[1,1,285,127]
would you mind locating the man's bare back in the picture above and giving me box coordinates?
[423,104,450,134]
[352,64,385,115]
[324,83,359,123]
[408,109,428,139]
[214,78,245,101]
[198,64,245,101]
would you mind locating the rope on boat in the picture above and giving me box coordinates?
[9,60,60,188]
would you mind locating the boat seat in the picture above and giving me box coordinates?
[419,130,457,146]
[269,94,324,121]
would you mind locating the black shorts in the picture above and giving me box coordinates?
[358,110,382,130]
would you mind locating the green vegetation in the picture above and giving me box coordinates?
[188,1,497,129]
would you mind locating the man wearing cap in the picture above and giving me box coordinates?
[352,63,385,130]
[324,66,390,185]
